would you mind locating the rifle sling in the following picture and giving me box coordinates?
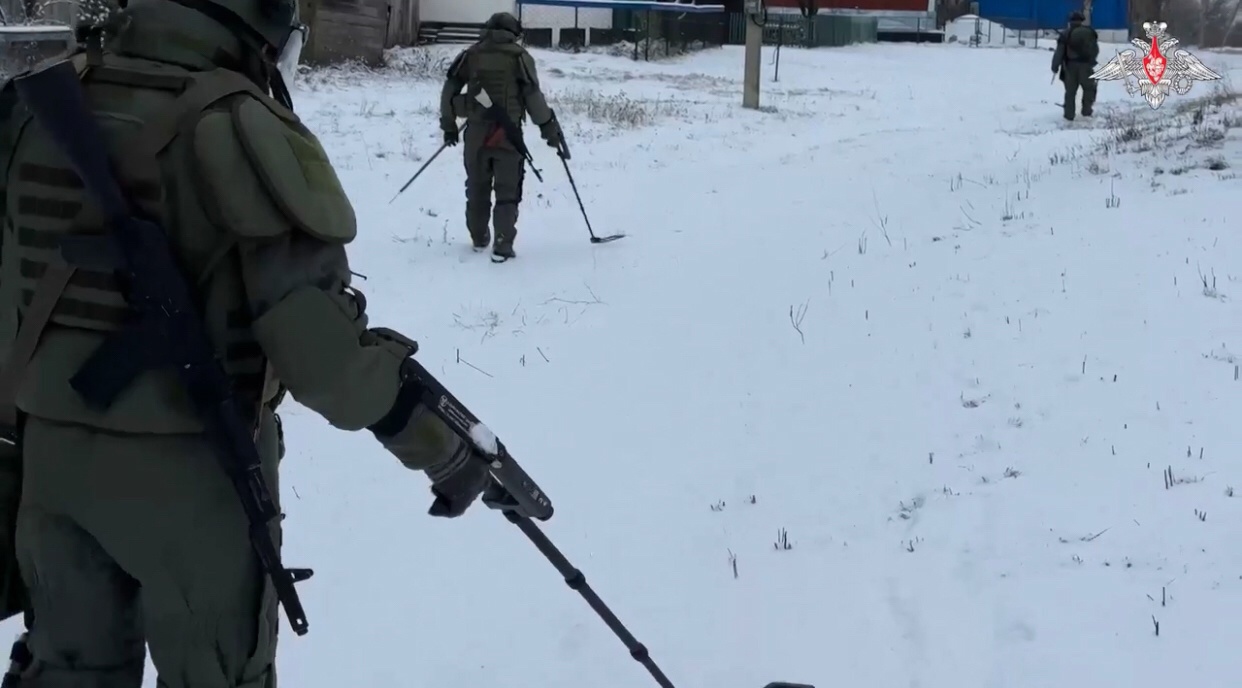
[0,56,280,434]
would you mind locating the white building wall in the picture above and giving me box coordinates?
[422,0,516,24]
[517,5,613,44]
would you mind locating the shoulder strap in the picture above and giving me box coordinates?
[0,263,76,430]
[134,67,294,159]
[0,58,294,432]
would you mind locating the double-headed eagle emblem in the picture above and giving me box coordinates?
[1090,21,1222,109]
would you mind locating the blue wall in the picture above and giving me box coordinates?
[975,0,1129,30]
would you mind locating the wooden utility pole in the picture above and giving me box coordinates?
[743,0,762,108]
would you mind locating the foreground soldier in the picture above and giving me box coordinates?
[440,12,562,263]
[0,0,492,685]
[1051,11,1100,121]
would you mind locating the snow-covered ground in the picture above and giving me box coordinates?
[945,14,1045,47]
[16,41,1242,687]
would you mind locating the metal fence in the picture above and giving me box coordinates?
[724,12,950,47]
[0,0,76,79]
[727,12,882,47]
[947,15,1054,48]
[614,7,728,59]
[1,0,78,26]
[517,0,728,61]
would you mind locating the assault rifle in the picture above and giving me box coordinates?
[474,89,543,182]
[12,58,805,688]
[13,59,313,635]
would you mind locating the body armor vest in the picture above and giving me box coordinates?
[1,51,288,434]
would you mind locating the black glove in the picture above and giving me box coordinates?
[538,118,562,149]
[444,128,459,146]
[426,444,491,518]
[368,362,488,519]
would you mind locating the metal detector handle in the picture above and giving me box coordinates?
[550,111,570,160]
[398,358,553,521]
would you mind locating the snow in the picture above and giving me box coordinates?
[10,40,1242,687]
[945,14,1051,48]
[469,422,500,455]
[0,25,72,36]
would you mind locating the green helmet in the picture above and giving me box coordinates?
[170,0,307,85]
[484,12,522,37]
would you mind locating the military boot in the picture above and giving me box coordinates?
[491,245,515,263]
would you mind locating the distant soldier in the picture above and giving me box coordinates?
[1052,11,1100,121]
[440,11,563,263]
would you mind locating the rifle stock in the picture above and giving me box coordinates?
[473,90,543,182]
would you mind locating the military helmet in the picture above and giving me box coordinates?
[1068,10,1085,21]
[171,0,308,88]
[172,0,306,61]
[484,11,523,36]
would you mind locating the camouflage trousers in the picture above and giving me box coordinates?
[15,410,283,688]
[464,144,526,252]
[1062,62,1097,119]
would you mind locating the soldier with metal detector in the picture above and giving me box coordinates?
[0,3,797,688]
[1051,10,1099,121]
[0,0,495,684]
[439,11,562,262]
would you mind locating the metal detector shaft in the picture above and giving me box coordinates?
[557,154,624,244]
[386,359,670,684]
[389,144,445,203]
[390,121,475,203]
[503,510,677,688]
[393,359,809,688]
[390,139,452,203]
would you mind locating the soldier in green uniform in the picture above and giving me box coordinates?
[440,12,562,263]
[1052,11,1100,121]
[0,0,493,685]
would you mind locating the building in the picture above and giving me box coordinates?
[297,0,420,64]
[421,0,514,23]
[972,0,1129,31]
[417,0,512,43]
[418,0,725,47]
[761,0,939,38]
[0,0,76,24]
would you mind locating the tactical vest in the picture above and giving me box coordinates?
[0,50,292,435]
[1063,25,1096,62]
[462,41,529,128]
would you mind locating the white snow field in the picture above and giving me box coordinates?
[271,43,1242,687]
[11,41,1242,688]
